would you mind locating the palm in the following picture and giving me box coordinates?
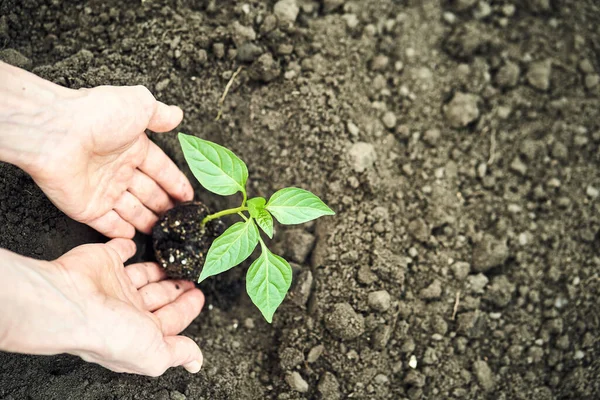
[54,239,205,375]
[30,85,193,238]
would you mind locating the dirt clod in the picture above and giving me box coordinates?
[324,302,365,340]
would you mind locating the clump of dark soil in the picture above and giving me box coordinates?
[153,201,225,280]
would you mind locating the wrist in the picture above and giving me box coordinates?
[0,61,77,174]
[0,249,96,356]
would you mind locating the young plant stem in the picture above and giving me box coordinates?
[202,206,248,225]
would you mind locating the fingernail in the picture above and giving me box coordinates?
[184,360,202,374]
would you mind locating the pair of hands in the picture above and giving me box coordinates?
[0,62,204,375]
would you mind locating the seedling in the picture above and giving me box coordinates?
[178,133,335,322]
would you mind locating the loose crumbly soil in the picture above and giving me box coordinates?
[153,201,225,280]
[1,0,600,399]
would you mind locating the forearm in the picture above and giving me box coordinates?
[0,248,90,356]
[0,61,75,172]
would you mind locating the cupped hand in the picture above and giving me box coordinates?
[30,85,194,238]
[52,239,205,376]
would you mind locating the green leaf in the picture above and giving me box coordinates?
[247,197,266,218]
[266,187,335,225]
[199,220,259,282]
[178,133,248,196]
[246,246,292,323]
[255,209,274,238]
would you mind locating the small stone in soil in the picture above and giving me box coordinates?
[368,290,391,312]
[286,371,309,393]
[472,234,509,272]
[444,92,480,128]
[451,261,471,280]
[527,59,552,91]
[248,53,280,82]
[307,344,325,363]
[318,372,341,400]
[285,229,316,264]
[348,142,377,173]
[420,280,442,300]
[279,347,304,369]
[324,302,365,340]
[274,0,299,23]
[473,360,495,391]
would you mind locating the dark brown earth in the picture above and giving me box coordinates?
[1,0,600,399]
[153,201,225,280]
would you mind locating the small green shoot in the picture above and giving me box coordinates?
[178,133,335,323]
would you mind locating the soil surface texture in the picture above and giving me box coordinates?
[1,0,600,399]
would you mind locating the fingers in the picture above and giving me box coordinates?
[105,239,137,263]
[139,140,194,202]
[148,102,184,133]
[154,288,205,336]
[126,85,183,133]
[114,191,158,235]
[128,170,174,214]
[125,262,168,289]
[163,336,203,373]
[139,280,196,312]
[88,210,136,239]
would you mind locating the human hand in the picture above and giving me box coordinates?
[0,62,194,238]
[0,239,205,376]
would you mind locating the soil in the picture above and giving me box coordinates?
[153,201,225,280]
[1,0,600,399]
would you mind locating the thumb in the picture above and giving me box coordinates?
[148,102,184,133]
[164,335,204,373]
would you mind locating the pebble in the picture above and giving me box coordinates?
[574,350,585,360]
[212,42,225,59]
[347,121,360,137]
[318,372,341,400]
[371,54,390,71]
[510,157,528,175]
[473,2,492,19]
[467,273,489,294]
[155,78,170,92]
[170,391,186,400]
[586,186,599,199]
[0,49,32,69]
[451,261,471,281]
[285,229,316,264]
[473,360,495,391]
[290,269,313,307]
[368,290,391,312]
[420,280,442,300]
[274,0,299,23]
[372,325,392,349]
[423,128,441,145]
[324,303,365,340]
[248,53,280,82]
[230,21,256,47]
[585,74,600,89]
[286,371,309,393]
[472,234,509,272]
[374,374,390,385]
[236,42,263,62]
[381,111,397,129]
[280,347,305,369]
[495,61,521,88]
[307,344,325,363]
[357,264,377,285]
[408,218,430,243]
[348,142,377,173]
[527,59,552,91]
[486,275,515,307]
[444,92,480,128]
[343,13,359,29]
